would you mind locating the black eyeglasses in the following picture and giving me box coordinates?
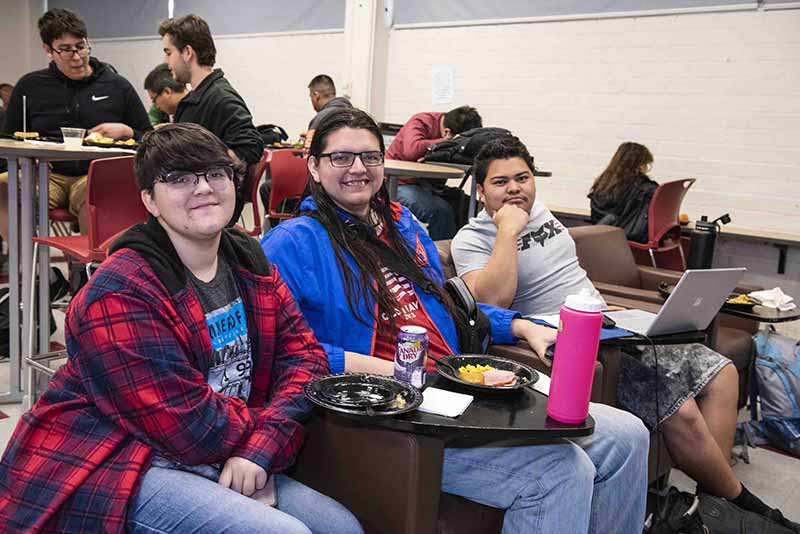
[156,166,234,192]
[52,44,91,58]
[318,151,384,168]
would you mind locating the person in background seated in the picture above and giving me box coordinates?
[387,105,482,240]
[143,63,187,127]
[587,142,658,243]
[0,82,12,128]
[261,107,650,534]
[0,82,12,110]
[306,74,352,142]
[0,8,151,239]
[258,74,352,220]
[0,123,362,534]
[450,136,800,532]
[0,83,11,173]
[159,14,264,223]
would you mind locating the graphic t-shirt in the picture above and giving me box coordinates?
[372,223,452,369]
[188,257,253,401]
[451,202,602,316]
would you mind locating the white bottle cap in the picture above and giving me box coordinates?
[564,288,603,313]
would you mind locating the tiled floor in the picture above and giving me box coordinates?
[1,306,798,523]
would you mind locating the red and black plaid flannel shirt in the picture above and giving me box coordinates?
[0,246,327,533]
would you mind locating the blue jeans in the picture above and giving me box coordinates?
[128,467,363,534]
[397,182,458,240]
[442,403,649,533]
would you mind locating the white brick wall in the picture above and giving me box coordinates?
[383,9,800,234]
[90,31,345,138]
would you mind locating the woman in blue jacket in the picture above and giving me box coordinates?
[261,107,650,534]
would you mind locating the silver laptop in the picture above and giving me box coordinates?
[607,268,746,336]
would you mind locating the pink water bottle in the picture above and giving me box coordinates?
[547,289,603,424]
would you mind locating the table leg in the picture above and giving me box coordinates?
[37,161,50,359]
[20,158,34,401]
[0,158,22,403]
[388,176,398,201]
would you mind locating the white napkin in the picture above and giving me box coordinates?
[418,387,473,417]
[532,373,551,397]
[748,287,797,311]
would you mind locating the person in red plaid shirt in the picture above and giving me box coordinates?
[0,123,363,534]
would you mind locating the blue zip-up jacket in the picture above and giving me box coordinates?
[260,198,520,374]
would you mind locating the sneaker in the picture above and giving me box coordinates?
[49,266,71,301]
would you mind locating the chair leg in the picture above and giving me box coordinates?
[24,242,39,411]
[648,249,657,268]
[28,242,38,359]
[677,244,687,270]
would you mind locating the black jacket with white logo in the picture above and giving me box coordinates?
[2,57,151,175]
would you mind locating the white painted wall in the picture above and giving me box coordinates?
[0,0,47,88]
[90,30,345,138]
[383,8,800,236]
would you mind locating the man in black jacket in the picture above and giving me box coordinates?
[0,8,151,241]
[158,14,263,173]
[158,14,264,224]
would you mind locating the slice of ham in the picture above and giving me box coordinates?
[482,369,517,387]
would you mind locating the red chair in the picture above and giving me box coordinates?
[238,149,270,237]
[32,155,147,268]
[266,149,308,224]
[27,156,147,382]
[628,178,695,269]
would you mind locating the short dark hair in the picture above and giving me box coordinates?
[0,83,13,92]
[308,74,336,98]
[144,64,186,94]
[159,14,216,67]
[135,123,233,191]
[473,137,535,186]
[38,8,87,47]
[443,106,482,134]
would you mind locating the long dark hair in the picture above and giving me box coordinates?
[306,107,455,329]
[590,142,653,199]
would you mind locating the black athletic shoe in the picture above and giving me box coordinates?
[49,266,71,301]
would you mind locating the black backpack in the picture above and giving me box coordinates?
[257,124,289,146]
[422,127,513,166]
[443,277,491,354]
[646,488,797,534]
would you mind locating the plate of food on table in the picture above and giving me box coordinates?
[431,354,539,392]
[84,132,138,149]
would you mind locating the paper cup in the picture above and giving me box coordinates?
[61,127,86,149]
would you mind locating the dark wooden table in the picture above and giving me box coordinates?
[721,304,800,323]
[362,373,594,445]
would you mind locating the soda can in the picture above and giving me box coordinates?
[394,325,428,389]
